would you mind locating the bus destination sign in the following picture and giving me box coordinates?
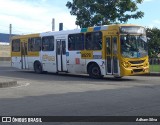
[120,26,146,34]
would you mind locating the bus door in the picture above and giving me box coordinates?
[106,36,119,75]
[20,39,28,69]
[56,39,67,72]
[41,36,57,72]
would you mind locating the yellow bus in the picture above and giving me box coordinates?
[11,24,149,78]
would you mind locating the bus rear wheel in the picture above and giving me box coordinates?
[34,61,43,74]
[88,64,103,79]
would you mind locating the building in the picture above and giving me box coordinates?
[0,33,13,61]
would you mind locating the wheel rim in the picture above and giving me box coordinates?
[92,66,100,76]
[37,64,41,70]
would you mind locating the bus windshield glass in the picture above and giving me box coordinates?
[120,35,148,58]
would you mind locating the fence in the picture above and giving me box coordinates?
[149,58,160,73]
[0,44,11,67]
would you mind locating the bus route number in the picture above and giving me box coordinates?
[81,53,92,58]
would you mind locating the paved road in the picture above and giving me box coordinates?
[0,66,160,125]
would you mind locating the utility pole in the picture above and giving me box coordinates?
[52,18,55,31]
[9,24,12,43]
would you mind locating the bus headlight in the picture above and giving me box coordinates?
[122,62,130,68]
[145,62,149,67]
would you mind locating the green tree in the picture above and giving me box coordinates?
[66,0,144,28]
[146,28,160,58]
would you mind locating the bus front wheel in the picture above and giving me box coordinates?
[88,64,103,79]
[34,61,43,74]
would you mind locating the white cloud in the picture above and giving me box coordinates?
[145,19,160,29]
[150,19,160,28]
[153,20,160,25]
[0,0,77,34]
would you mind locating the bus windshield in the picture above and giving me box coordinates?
[120,35,148,58]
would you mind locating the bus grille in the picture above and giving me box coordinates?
[129,60,145,64]
[133,69,143,73]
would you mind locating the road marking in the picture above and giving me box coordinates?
[8,83,30,89]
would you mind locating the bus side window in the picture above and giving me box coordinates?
[42,36,54,51]
[35,37,41,51]
[68,35,75,51]
[85,33,92,50]
[93,32,102,50]
[28,37,41,52]
[86,32,102,50]
[68,33,84,51]
[12,39,20,52]
[28,38,33,51]
[48,36,54,51]
[75,34,84,50]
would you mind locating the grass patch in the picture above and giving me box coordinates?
[150,65,160,72]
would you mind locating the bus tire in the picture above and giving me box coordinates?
[88,63,102,79]
[34,61,43,74]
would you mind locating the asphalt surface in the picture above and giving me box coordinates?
[0,66,160,125]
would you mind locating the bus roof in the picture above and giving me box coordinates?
[11,24,142,39]
[11,33,40,39]
[40,24,142,37]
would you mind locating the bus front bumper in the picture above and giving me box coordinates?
[120,66,149,76]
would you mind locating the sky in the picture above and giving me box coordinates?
[0,0,160,34]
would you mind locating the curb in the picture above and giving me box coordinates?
[137,73,160,76]
[148,73,160,76]
[0,80,18,88]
